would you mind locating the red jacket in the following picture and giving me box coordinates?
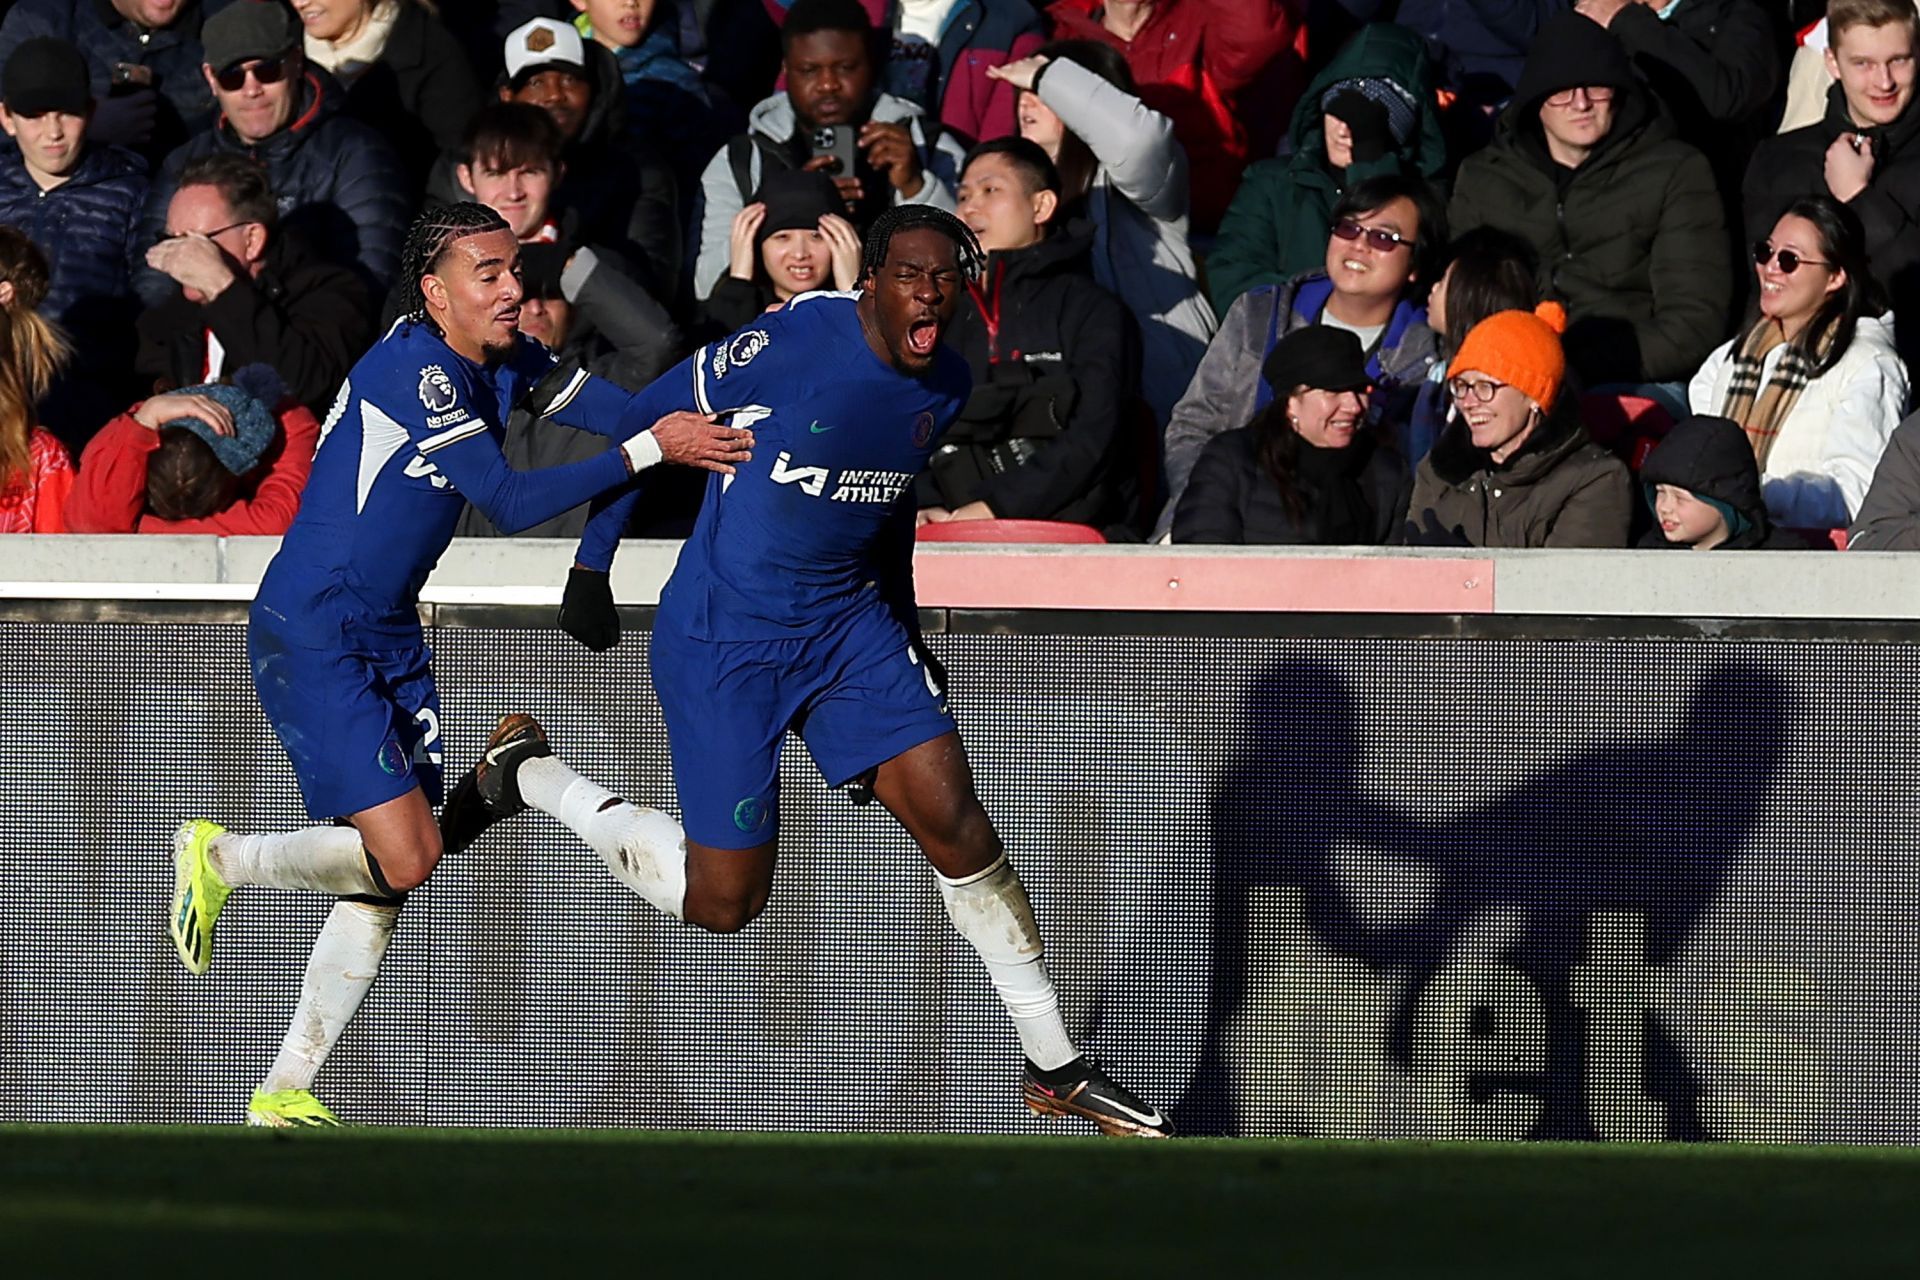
[1045,0,1306,229]
[64,402,320,535]
[0,428,74,534]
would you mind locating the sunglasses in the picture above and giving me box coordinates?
[1544,85,1616,107]
[1331,218,1414,253]
[214,55,293,93]
[1752,242,1831,274]
[1447,376,1507,404]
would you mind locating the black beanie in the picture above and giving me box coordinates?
[752,168,844,245]
[1513,13,1634,112]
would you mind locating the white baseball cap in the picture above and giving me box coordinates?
[504,18,587,83]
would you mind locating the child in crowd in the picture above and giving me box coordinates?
[0,227,73,533]
[1638,415,1806,550]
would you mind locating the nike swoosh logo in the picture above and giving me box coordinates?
[1085,1091,1163,1127]
[808,420,836,433]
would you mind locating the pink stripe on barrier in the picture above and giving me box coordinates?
[913,551,1496,613]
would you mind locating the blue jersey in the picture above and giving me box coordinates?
[257,319,645,647]
[576,293,971,639]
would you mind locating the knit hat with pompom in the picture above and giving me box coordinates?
[1447,301,1569,412]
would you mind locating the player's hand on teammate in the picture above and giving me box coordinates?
[728,203,767,282]
[132,393,235,436]
[559,565,621,651]
[651,411,754,475]
[860,120,925,198]
[819,214,863,291]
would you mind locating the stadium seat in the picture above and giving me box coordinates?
[1581,394,1675,474]
[915,519,1107,544]
[1784,527,1849,550]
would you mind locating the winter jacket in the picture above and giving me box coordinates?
[1207,23,1447,313]
[133,230,373,417]
[693,89,963,299]
[1610,0,1780,152]
[1449,84,1731,385]
[0,428,74,533]
[0,0,234,167]
[327,0,484,193]
[1406,402,1632,547]
[1745,82,1920,356]
[1636,414,1805,550]
[575,8,723,183]
[1368,0,1561,103]
[696,275,780,342]
[1158,272,1437,535]
[1032,57,1216,428]
[137,70,410,306]
[1687,313,1908,530]
[924,223,1140,526]
[1045,0,1302,230]
[455,250,686,540]
[1848,408,1920,550]
[1173,428,1408,546]
[64,400,319,535]
[0,142,147,344]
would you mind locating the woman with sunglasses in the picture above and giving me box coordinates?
[1406,301,1631,547]
[1173,326,1407,545]
[1688,195,1906,531]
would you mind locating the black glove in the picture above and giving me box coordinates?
[88,88,158,148]
[1402,509,1475,548]
[558,566,621,651]
[910,632,951,706]
[519,240,570,304]
[1326,89,1392,166]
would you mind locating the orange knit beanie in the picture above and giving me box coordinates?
[1447,301,1569,411]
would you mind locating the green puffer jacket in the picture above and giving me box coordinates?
[1206,24,1446,314]
[1448,88,1730,386]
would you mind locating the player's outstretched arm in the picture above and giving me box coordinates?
[426,425,641,537]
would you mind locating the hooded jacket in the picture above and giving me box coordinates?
[1173,428,1408,546]
[136,69,410,306]
[1848,407,1920,550]
[1045,0,1303,230]
[1386,0,1558,103]
[0,142,146,342]
[1158,271,1437,535]
[1637,414,1805,549]
[1687,312,1908,530]
[924,221,1139,526]
[1207,23,1447,313]
[1406,399,1632,547]
[1448,15,1730,386]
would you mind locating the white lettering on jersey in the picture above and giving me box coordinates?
[769,451,829,497]
[403,454,451,490]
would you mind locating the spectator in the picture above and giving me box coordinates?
[919,137,1139,529]
[0,0,231,166]
[1044,0,1304,231]
[136,152,370,417]
[297,0,483,190]
[1450,12,1730,400]
[1638,415,1807,550]
[1745,0,1920,362]
[0,37,149,445]
[700,166,862,335]
[1849,408,1920,547]
[1689,196,1906,531]
[1207,22,1447,314]
[1406,226,1538,464]
[136,0,409,305]
[1160,173,1442,534]
[0,227,76,533]
[1173,326,1407,546]
[65,365,318,534]
[1406,302,1632,547]
[993,40,1216,428]
[1365,0,1557,120]
[571,0,720,181]
[693,0,962,300]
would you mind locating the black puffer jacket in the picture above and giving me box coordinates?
[1174,428,1408,546]
[0,142,146,340]
[137,69,410,305]
[331,0,483,194]
[924,223,1139,527]
[1637,414,1804,550]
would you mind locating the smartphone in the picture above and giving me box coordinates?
[808,124,858,177]
[110,62,154,89]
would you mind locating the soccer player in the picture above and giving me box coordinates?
[166,203,753,1127]
[447,206,1173,1138]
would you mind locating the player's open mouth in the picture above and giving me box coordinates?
[906,317,940,356]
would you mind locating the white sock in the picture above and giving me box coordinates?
[518,755,688,919]
[260,900,399,1093]
[938,856,1078,1071]
[209,826,381,896]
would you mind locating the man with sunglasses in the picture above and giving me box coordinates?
[133,0,406,308]
[1450,11,1730,407]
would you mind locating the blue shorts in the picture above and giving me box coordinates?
[651,599,953,850]
[249,609,444,821]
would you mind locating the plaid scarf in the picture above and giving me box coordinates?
[1718,318,1831,467]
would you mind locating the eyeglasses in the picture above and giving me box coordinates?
[214,55,293,93]
[1447,376,1507,404]
[1331,218,1414,253]
[1752,242,1831,274]
[164,221,253,242]
[1544,85,1616,107]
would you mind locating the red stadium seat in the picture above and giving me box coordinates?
[1581,394,1675,473]
[1784,527,1849,550]
[915,519,1107,544]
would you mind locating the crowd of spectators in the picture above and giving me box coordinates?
[5,0,1920,553]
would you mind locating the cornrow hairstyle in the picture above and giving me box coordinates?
[398,201,511,326]
[860,205,985,285]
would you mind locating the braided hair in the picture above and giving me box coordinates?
[397,201,512,326]
[860,205,985,285]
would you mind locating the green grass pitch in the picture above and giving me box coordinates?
[4,1127,1919,1275]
